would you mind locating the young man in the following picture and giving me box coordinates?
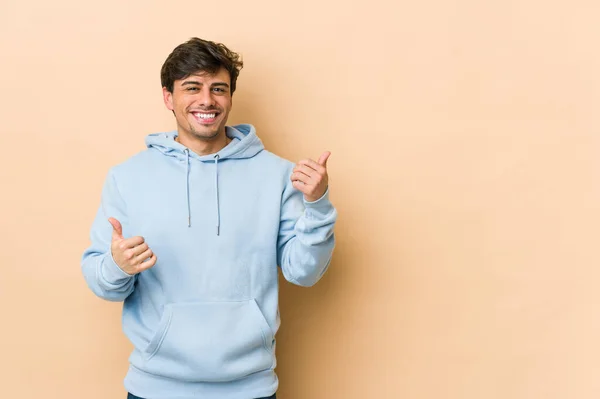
[81,38,337,399]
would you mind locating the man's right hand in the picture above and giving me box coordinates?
[108,217,157,275]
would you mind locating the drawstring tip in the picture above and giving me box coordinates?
[216,225,220,236]
[188,217,191,227]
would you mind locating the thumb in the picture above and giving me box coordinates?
[108,217,123,241]
[318,151,331,167]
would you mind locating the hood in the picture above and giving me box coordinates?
[145,123,264,162]
[143,124,264,234]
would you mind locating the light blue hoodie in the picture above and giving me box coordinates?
[81,124,337,399]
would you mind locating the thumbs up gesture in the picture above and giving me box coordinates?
[108,217,157,275]
[291,151,331,202]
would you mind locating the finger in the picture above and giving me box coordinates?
[293,165,318,179]
[298,159,326,174]
[291,172,312,185]
[318,151,331,167]
[138,254,157,272]
[117,236,145,251]
[292,180,309,193]
[135,248,154,265]
[294,164,318,181]
[130,242,149,258]
[108,217,123,241]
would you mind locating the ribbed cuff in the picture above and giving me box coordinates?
[101,251,134,284]
[303,187,333,209]
[302,187,335,220]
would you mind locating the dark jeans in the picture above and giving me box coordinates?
[127,393,276,399]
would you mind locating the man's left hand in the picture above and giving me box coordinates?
[291,151,331,202]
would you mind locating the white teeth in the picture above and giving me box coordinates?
[195,113,216,119]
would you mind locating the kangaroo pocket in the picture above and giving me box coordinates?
[142,299,274,382]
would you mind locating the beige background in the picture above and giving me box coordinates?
[1,0,600,398]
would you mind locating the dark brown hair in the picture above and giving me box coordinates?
[160,38,243,94]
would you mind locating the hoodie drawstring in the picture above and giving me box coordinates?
[214,154,221,236]
[182,149,221,235]
[184,149,191,227]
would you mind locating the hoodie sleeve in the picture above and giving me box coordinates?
[81,169,136,301]
[277,172,337,287]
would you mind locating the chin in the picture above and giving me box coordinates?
[191,129,220,140]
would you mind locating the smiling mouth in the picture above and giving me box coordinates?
[192,111,220,124]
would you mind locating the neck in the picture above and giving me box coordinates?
[176,131,230,156]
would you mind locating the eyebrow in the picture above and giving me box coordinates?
[181,80,230,88]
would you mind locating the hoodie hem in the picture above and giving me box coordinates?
[124,364,278,399]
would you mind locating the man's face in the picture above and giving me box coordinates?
[163,67,232,141]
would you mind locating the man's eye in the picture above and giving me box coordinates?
[186,87,199,91]
[212,88,225,92]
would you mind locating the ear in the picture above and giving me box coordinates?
[162,87,174,111]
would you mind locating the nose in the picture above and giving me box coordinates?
[198,87,216,107]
